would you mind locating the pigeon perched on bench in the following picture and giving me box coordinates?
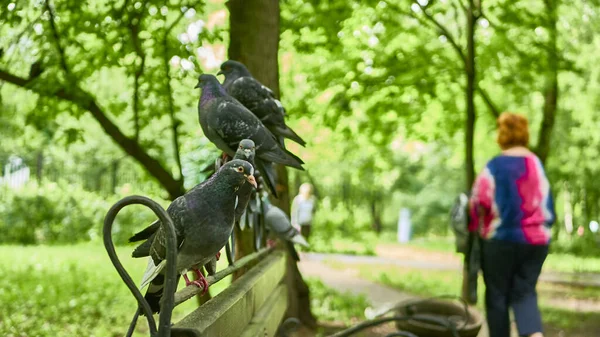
[196,74,304,197]
[128,159,257,313]
[262,196,309,261]
[218,60,306,148]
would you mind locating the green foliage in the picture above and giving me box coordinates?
[0,181,167,245]
[305,277,369,324]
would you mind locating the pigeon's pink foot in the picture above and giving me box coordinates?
[221,152,231,164]
[267,239,276,248]
[183,271,209,295]
[215,251,221,261]
[193,269,210,295]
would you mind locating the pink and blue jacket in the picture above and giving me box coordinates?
[468,154,555,245]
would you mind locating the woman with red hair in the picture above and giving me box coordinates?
[469,112,555,337]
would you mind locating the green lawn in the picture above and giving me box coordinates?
[405,237,600,274]
[0,244,231,337]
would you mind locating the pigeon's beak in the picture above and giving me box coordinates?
[245,174,257,189]
[194,82,201,89]
[244,149,251,157]
[217,70,224,76]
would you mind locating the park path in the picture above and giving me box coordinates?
[298,247,600,337]
[297,253,500,337]
[308,242,600,288]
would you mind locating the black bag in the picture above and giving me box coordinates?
[462,208,483,305]
[450,193,470,253]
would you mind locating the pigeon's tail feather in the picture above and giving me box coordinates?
[291,234,309,248]
[284,148,305,166]
[259,147,304,170]
[129,220,160,242]
[132,239,153,258]
[273,125,306,147]
[255,159,278,198]
[140,258,166,289]
[286,241,300,261]
[143,274,165,314]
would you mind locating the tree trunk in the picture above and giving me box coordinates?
[535,0,559,165]
[370,198,382,233]
[465,0,478,191]
[462,0,479,304]
[36,151,44,183]
[226,0,317,329]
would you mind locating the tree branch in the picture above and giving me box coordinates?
[413,1,466,63]
[477,84,500,117]
[44,0,71,77]
[161,3,200,181]
[0,69,184,199]
[129,15,146,142]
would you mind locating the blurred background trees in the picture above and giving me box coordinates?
[1,0,600,255]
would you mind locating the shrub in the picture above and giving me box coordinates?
[0,181,163,245]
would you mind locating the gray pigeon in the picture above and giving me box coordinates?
[262,196,309,261]
[232,139,257,223]
[196,74,304,197]
[195,74,304,169]
[218,60,306,147]
[129,159,257,313]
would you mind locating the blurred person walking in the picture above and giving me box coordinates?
[291,183,317,241]
[469,112,555,337]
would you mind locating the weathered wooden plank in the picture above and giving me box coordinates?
[239,283,288,337]
[173,251,286,337]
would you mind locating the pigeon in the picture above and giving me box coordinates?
[128,159,257,313]
[232,139,258,224]
[218,60,306,147]
[262,196,309,261]
[196,74,304,196]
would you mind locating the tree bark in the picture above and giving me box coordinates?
[227,0,316,329]
[465,0,478,190]
[535,0,559,165]
[461,0,479,304]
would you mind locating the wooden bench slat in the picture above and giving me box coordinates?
[239,283,288,337]
[173,251,286,337]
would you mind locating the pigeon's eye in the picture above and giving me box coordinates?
[239,145,242,149]
[236,166,244,173]
[252,147,255,150]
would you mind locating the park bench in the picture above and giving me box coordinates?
[103,195,290,337]
[103,195,483,337]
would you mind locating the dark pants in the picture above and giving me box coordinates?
[481,240,548,337]
[300,225,311,241]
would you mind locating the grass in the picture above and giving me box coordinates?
[0,244,370,337]
[327,261,600,332]
[0,244,232,337]
[305,278,370,325]
[401,237,600,274]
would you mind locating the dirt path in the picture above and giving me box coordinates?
[299,250,600,337]
[298,253,499,337]
[308,243,600,288]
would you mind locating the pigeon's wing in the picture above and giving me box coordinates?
[206,99,264,148]
[264,206,307,247]
[129,220,160,242]
[208,98,304,169]
[265,206,293,235]
[228,77,265,114]
[230,79,306,147]
[147,197,188,265]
